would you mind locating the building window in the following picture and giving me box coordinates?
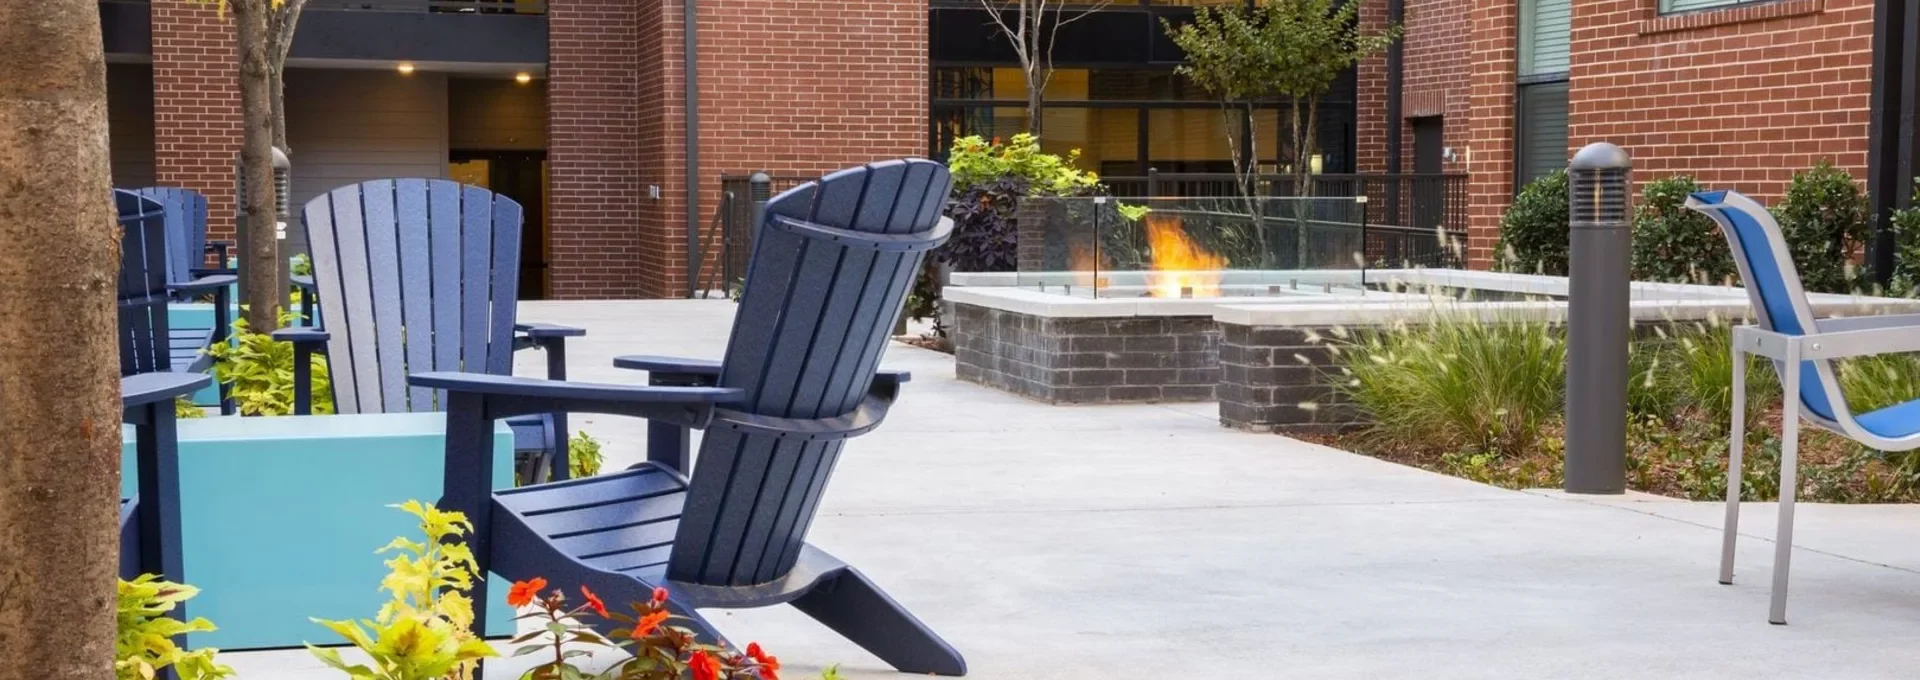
[1657,0,1769,14]
[1516,81,1569,184]
[1516,0,1569,187]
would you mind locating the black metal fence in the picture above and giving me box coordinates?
[700,173,812,296]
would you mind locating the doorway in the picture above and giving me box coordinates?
[1410,116,1445,231]
[448,150,549,300]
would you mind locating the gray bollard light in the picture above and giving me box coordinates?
[234,146,293,293]
[1565,142,1632,494]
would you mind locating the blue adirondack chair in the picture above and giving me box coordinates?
[115,190,217,583]
[408,159,964,676]
[114,190,235,382]
[282,179,583,482]
[137,186,235,279]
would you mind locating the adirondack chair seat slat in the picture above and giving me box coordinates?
[495,464,686,513]
[427,160,966,679]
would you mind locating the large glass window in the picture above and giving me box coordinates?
[1516,0,1569,188]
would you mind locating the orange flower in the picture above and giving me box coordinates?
[632,610,670,638]
[688,650,722,680]
[650,586,669,604]
[579,585,608,618]
[746,642,780,680]
[506,577,548,608]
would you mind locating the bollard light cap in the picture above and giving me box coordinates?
[1570,142,1631,171]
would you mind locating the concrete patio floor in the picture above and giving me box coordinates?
[228,300,1920,679]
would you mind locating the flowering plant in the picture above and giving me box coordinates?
[507,579,779,680]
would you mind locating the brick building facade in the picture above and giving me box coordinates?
[1360,0,1877,267]
[127,0,926,300]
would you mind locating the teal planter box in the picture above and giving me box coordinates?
[121,413,514,649]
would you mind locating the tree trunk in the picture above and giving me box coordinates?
[0,0,122,678]
[1026,64,1045,136]
[234,0,281,330]
[269,63,287,154]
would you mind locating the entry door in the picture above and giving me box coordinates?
[1411,117,1445,231]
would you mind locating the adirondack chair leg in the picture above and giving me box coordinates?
[792,567,966,676]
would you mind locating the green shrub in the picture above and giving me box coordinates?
[1496,170,1570,275]
[1632,175,1736,284]
[946,134,1102,197]
[176,396,206,419]
[206,310,334,416]
[569,430,604,479]
[1337,315,1566,456]
[1886,181,1920,296]
[1775,161,1868,294]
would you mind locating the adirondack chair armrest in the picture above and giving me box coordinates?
[768,214,955,253]
[271,327,330,347]
[165,274,238,296]
[408,372,744,427]
[188,266,238,278]
[122,372,213,408]
[707,376,906,442]
[515,323,585,338]
[612,354,912,387]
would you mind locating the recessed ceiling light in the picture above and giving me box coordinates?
[396,62,416,75]
[515,72,532,84]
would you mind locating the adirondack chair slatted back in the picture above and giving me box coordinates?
[116,190,175,377]
[668,159,952,587]
[136,187,210,285]
[302,179,523,414]
[1687,190,1842,420]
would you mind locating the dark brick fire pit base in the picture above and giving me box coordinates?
[1217,324,1358,433]
[949,302,1219,403]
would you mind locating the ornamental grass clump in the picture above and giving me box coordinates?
[1335,313,1566,457]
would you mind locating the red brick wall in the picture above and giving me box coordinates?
[1464,0,1518,267]
[547,0,645,299]
[150,0,242,241]
[1568,0,1873,203]
[1355,0,1389,173]
[1402,0,1471,163]
[614,0,928,299]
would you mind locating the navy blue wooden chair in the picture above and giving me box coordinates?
[137,186,234,279]
[117,188,236,414]
[115,189,217,579]
[285,179,582,483]
[409,159,964,676]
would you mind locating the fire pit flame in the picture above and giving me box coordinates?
[1144,214,1224,298]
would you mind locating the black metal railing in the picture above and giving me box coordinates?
[699,173,814,296]
[308,0,546,14]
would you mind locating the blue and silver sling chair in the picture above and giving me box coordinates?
[1686,190,1920,624]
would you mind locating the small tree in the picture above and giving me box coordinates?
[1166,0,1398,262]
[977,0,1114,136]
[197,0,302,330]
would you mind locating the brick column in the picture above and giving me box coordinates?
[1354,0,1390,174]
[151,0,242,241]
[1464,0,1517,268]
[548,0,646,299]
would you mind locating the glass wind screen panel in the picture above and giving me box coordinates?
[1519,0,1570,76]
